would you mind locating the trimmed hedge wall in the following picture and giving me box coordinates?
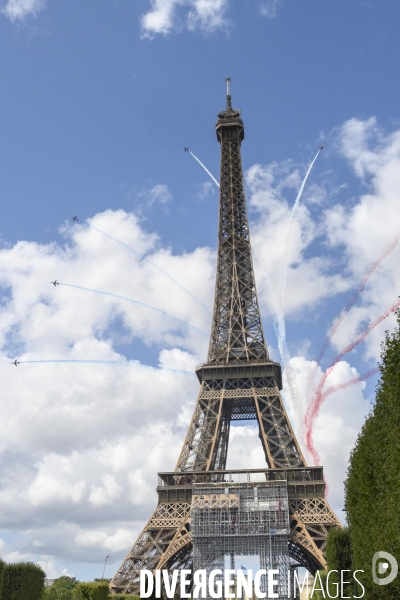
[2,562,45,600]
[345,309,400,598]
[0,559,4,598]
[72,582,109,600]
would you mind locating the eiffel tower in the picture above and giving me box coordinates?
[109,80,341,596]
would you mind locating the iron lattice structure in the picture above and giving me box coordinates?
[109,83,341,596]
[191,481,291,598]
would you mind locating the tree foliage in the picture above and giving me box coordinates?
[345,309,400,598]
[71,581,109,600]
[44,576,78,600]
[325,527,353,596]
[2,562,45,600]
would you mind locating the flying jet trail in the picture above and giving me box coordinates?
[305,367,380,465]
[280,147,322,308]
[19,359,196,376]
[314,233,400,366]
[21,359,126,365]
[320,367,380,404]
[58,282,208,338]
[304,298,400,463]
[88,224,211,316]
[187,150,220,189]
[305,232,400,412]
[268,148,322,422]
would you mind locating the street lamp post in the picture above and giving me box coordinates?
[102,555,110,580]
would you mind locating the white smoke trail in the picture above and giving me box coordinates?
[276,149,322,426]
[280,148,322,306]
[188,151,220,189]
[251,238,301,425]
[272,149,322,426]
[59,282,208,338]
[88,224,211,316]
[19,359,196,376]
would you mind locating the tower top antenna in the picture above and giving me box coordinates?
[225,77,232,109]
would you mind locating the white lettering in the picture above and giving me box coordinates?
[224,569,236,598]
[325,570,338,598]
[311,571,325,598]
[180,569,191,598]
[268,570,279,598]
[140,570,153,598]
[163,570,179,599]
[209,569,223,599]
[155,568,161,598]
[254,569,266,599]
[293,571,309,597]
[353,571,365,598]
[192,570,207,599]
[340,570,351,599]
[237,569,253,599]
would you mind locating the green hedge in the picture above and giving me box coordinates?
[2,562,45,600]
[72,582,109,600]
[0,559,4,598]
[325,527,354,596]
[345,308,400,598]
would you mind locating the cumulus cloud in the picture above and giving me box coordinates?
[0,209,213,574]
[1,0,45,21]
[140,0,230,37]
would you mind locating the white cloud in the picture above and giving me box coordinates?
[141,0,229,37]
[145,183,173,206]
[28,474,86,507]
[259,0,281,18]
[0,208,214,573]
[197,181,216,199]
[89,475,123,507]
[1,0,45,21]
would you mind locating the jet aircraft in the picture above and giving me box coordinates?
[184,147,189,152]
[12,359,20,367]
[320,145,324,150]
[72,216,78,222]
[51,280,59,287]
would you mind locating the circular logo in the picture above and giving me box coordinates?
[372,552,398,586]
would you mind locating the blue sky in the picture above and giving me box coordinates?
[1,0,400,582]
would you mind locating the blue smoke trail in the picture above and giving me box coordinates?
[59,282,208,339]
[88,225,211,316]
[187,151,220,189]
[21,359,126,365]
[19,358,196,377]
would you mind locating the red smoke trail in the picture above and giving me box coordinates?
[305,233,400,412]
[324,234,400,359]
[305,367,380,465]
[305,299,400,464]
[320,367,380,404]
